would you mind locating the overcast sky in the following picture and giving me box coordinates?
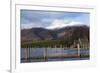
[20,9,90,29]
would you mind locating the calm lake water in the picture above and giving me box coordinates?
[21,48,89,63]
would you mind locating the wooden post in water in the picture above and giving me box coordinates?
[44,47,47,61]
[28,47,30,62]
[60,44,62,58]
[27,47,30,62]
[60,44,63,58]
[55,45,57,53]
[25,48,28,62]
[44,48,46,61]
[77,43,80,58]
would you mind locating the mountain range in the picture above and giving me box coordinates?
[21,25,89,44]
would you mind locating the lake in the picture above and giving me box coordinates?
[21,48,89,63]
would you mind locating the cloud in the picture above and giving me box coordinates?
[21,23,43,29]
[21,10,89,29]
[46,19,84,29]
[21,10,84,24]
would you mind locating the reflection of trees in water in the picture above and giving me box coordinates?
[21,47,89,63]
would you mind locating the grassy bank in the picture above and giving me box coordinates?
[21,39,89,50]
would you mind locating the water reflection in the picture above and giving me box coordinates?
[21,48,89,63]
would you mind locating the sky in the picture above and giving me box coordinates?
[20,9,90,29]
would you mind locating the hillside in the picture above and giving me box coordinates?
[21,25,89,48]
